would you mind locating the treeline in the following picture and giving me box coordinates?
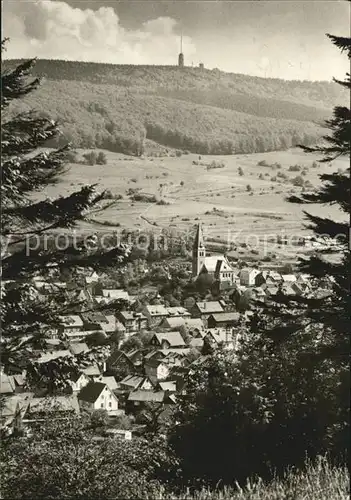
[11,79,323,156]
[145,122,317,155]
[3,59,347,109]
[156,88,330,123]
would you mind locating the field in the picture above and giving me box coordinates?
[40,148,347,262]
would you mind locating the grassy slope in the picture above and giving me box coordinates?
[3,59,348,154]
[158,460,349,499]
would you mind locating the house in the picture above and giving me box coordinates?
[265,285,279,296]
[207,312,240,329]
[0,392,33,427]
[255,271,269,287]
[80,312,116,334]
[166,306,191,318]
[127,349,144,367]
[101,289,130,301]
[204,329,237,350]
[93,375,118,392]
[281,274,297,283]
[160,316,186,330]
[142,305,169,327]
[0,373,26,395]
[184,318,205,332]
[58,315,84,334]
[266,271,282,284]
[64,289,93,309]
[69,372,91,392]
[251,287,267,300]
[44,338,63,349]
[297,273,311,284]
[150,332,186,349]
[291,282,305,296]
[82,364,101,378]
[189,337,204,349]
[158,350,188,368]
[155,380,177,393]
[63,331,93,342]
[68,342,90,356]
[78,382,119,415]
[191,301,224,325]
[119,375,154,392]
[85,271,99,284]
[117,311,148,333]
[214,258,237,286]
[106,349,136,375]
[280,284,296,296]
[127,390,175,407]
[144,359,170,382]
[27,395,80,417]
[239,268,260,286]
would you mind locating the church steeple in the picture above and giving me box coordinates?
[192,223,206,277]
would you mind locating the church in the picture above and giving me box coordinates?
[192,223,236,287]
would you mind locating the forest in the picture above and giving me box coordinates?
[3,59,347,156]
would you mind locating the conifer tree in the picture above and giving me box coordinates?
[255,31,350,359]
[1,44,129,391]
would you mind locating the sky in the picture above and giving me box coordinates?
[2,0,350,81]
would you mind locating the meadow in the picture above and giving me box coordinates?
[39,148,347,262]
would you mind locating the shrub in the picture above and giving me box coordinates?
[132,193,157,203]
[96,151,107,165]
[292,175,305,187]
[238,167,244,176]
[175,150,182,157]
[90,409,109,429]
[83,151,98,165]
[66,150,79,163]
[180,181,184,186]
[257,160,269,167]
[288,164,302,172]
[246,184,252,192]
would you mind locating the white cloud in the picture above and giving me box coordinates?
[3,0,196,65]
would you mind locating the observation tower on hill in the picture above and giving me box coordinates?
[178,35,184,67]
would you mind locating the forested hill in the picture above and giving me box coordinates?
[3,59,348,156]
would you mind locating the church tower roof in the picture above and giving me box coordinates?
[193,223,205,250]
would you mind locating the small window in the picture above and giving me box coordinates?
[109,402,112,408]
[101,403,104,408]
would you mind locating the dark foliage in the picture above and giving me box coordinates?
[1,46,129,390]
